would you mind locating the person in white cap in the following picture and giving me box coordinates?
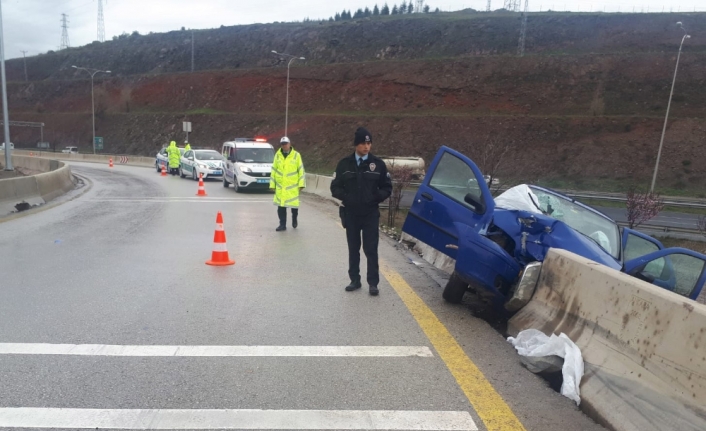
[270,136,306,231]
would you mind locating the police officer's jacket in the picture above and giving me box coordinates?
[270,148,306,208]
[331,153,393,215]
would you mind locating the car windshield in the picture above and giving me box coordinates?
[194,150,221,161]
[530,186,620,259]
[236,148,274,163]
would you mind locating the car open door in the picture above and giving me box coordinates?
[621,227,664,262]
[624,247,706,300]
[401,146,495,259]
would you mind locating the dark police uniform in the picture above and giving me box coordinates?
[330,153,393,288]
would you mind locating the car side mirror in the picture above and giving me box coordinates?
[464,193,486,214]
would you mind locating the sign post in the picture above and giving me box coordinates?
[183,121,192,144]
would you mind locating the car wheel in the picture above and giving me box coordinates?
[179,167,186,178]
[156,162,160,173]
[442,271,468,304]
[223,177,229,188]
[233,177,240,193]
[192,169,198,181]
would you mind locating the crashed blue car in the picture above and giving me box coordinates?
[402,146,706,313]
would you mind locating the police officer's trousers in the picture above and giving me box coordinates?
[345,209,380,286]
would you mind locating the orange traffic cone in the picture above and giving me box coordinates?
[161,164,167,176]
[206,212,235,266]
[196,173,207,196]
[30,152,34,156]
[109,157,114,168]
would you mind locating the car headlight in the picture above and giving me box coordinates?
[198,163,207,169]
[241,166,252,173]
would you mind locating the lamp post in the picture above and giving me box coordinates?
[0,1,13,171]
[72,65,111,154]
[271,51,305,137]
[650,22,690,192]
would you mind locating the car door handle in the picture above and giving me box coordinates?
[421,192,433,201]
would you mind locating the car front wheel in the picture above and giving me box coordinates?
[442,271,468,303]
[179,167,186,178]
[156,162,161,173]
[223,177,229,188]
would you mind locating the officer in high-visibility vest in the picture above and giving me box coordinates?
[184,143,191,152]
[167,141,180,176]
[270,136,306,231]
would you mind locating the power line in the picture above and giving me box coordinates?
[518,0,529,56]
[20,51,28,81]
[60,14,70,50]
[97,0,105,42]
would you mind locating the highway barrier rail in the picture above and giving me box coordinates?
[508,248,706,431]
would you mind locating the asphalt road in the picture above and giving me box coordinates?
[0,162,606,431]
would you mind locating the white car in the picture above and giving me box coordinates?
[61,146,79,154]
[222,139,275,192]
[0,142,14,150]
[155,147,185,172]
[180,149,224,180]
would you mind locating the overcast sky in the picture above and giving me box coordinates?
[2,0,704,59]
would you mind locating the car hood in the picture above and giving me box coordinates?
[492,209,621,270]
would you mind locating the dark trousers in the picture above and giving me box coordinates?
[345,209,380,286]
[277,206,298,226]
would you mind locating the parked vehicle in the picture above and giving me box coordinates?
[221,138,275,192]
[378,156,426,181]
[61,146,79,154]
[0,142,14,150]
[155,146,185,172]
[179,149,224,180]
[402,146,706,314]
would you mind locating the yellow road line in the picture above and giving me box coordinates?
[381,262,527,431]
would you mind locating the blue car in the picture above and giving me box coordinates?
[402,146,706,313]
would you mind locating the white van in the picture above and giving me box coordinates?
[222,138,275,192]
[0,142,14,151]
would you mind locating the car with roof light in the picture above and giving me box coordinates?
[180,149,224,180]
[221,138,275,192]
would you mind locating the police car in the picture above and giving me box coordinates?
[155,147,185,172]
[179,149,224,180]
[222,138,275,192]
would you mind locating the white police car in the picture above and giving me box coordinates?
[179,149,224,180]
[155,147,185,172]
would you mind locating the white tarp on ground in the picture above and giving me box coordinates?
[494,184,543,214]
[507,329,585,405]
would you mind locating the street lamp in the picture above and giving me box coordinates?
[0,1,13,171]
[72,65,111,155]
[650,22,690,192]
[271,50,305,137]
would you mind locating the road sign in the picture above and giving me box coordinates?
[183,122,192,132]
[94,137,104,150]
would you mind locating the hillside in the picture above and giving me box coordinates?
[4,11,706,194]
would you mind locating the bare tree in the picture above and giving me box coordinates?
[625,187,665,229]
[387,163,415,228]
[462,133,523,196]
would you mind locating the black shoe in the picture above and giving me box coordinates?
[345,280,362,291]
[369,285,379,296]
[292,217,298,228]
[276,225,286,232]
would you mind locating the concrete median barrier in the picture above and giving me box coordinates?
[508,248,706,431]
[0,155,75,215]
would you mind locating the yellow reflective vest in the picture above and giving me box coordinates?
[270,148,305,208]
[167,141,180,168]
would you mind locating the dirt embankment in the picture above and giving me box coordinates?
[5,12,706,194]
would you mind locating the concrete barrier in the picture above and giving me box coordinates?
[508,248,706,431]
[0,155,75,215]
[8,150,155,168]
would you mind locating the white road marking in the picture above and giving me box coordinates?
[0,343,433,357]
[0,408,477,430]
[87,199,271,203]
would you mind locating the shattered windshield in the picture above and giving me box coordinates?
[529,186,620,259]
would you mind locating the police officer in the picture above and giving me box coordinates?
[167,140,180,176]
[330,127,392,296]
[270,136,306,231]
